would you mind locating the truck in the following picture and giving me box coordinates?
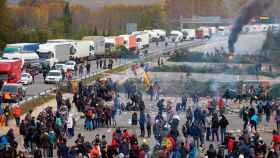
[37,43,73,67]
[70,40,94,61]
[169,30,184,42]
[132,32,150,49]
[0,59,22,85]
[115,35,137,51]
[144,30,159,42]
[196,27,210,39]
[3,43,40,67]
[181,29,196,40]
[198,27,211,38]
[152,29,167,41]
[82,36,106,58]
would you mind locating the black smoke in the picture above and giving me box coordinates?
[228,0,273,53]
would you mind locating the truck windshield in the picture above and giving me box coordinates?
[1,85,17,93]
[0,74,8,80]
[38,52,52,59]
[3,47,20,53]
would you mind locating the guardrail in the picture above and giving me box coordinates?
[18,40,206,105]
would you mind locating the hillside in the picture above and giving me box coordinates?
[71,0,162,10]
[8,0,163,10]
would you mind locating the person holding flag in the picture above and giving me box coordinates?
[143,71,151,88]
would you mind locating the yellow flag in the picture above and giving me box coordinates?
[143,72,150,88]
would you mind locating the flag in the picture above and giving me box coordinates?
[143,72,150,88]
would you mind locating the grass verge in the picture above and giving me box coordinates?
[20,95,56,114]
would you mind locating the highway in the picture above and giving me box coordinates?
[23,33,265,99]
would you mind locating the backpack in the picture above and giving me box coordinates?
[55,117,62,127]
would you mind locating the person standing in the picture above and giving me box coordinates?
[99,59,103,69]
[57,138,69,158]
[67,113,75,137]
[139,110,146,137]
[103,58,107,69]
[264,102,272,127]
[56,91,63,110]
[219,114,229,144]
[86,62,91,75]
[146,114,152,138]
[205,114,211,141]
[153,82,160,101]
[218,97,225,114]
[12,104,21,126]
[96,58,99,69]
[211,113,219,142]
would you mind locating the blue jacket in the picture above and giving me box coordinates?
[139,112,146,126]
[251,114,259,125]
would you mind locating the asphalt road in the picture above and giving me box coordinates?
[24,33,265,98]
[190,33,266,54]
[23,40,201,98]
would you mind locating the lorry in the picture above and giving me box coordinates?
[132,32,150,49]
[115,35,137,51]
[169,30,184,42]
[181,29,196,40]
[37,43,73,67]
[82,36,106,58]
[217,26,230,36]
[70,40,94,61]
[3,43,40,67]
[152,29,167,41]
[144,30,159,42]
[105,36,116,49]
[196,27,210,39]
[47,39,94,61]
[198,27,211,38]
[0,59,22,85]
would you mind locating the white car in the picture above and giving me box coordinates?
[19,73,33,85]
[55,63,67,72]
[65,61,76,71]
[45,70,63,83]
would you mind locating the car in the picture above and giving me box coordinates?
[55,63,67,72]
[19,73,33,85]
[0,83,26,102]
[65,60,76,71]
[45,70,63,84]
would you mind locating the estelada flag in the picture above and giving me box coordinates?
[143,72,150,88]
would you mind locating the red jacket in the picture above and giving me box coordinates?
[227,138,235,153]
[219,98,225,109]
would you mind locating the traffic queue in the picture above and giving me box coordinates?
[0,24,277,104]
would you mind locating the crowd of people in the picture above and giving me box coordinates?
[0,68,280,158]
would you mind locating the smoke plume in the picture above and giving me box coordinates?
[228,0,273,53]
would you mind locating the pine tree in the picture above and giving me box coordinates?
[0,0,12,49]
[64,1,72,38]
[93,26,98,36]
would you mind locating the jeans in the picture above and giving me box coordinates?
[147,125,151,137]
[206,127,211,141]
[67,128,74,137]
[220,128,226,143]
[140,124,145,137]
[212,128,219,141]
